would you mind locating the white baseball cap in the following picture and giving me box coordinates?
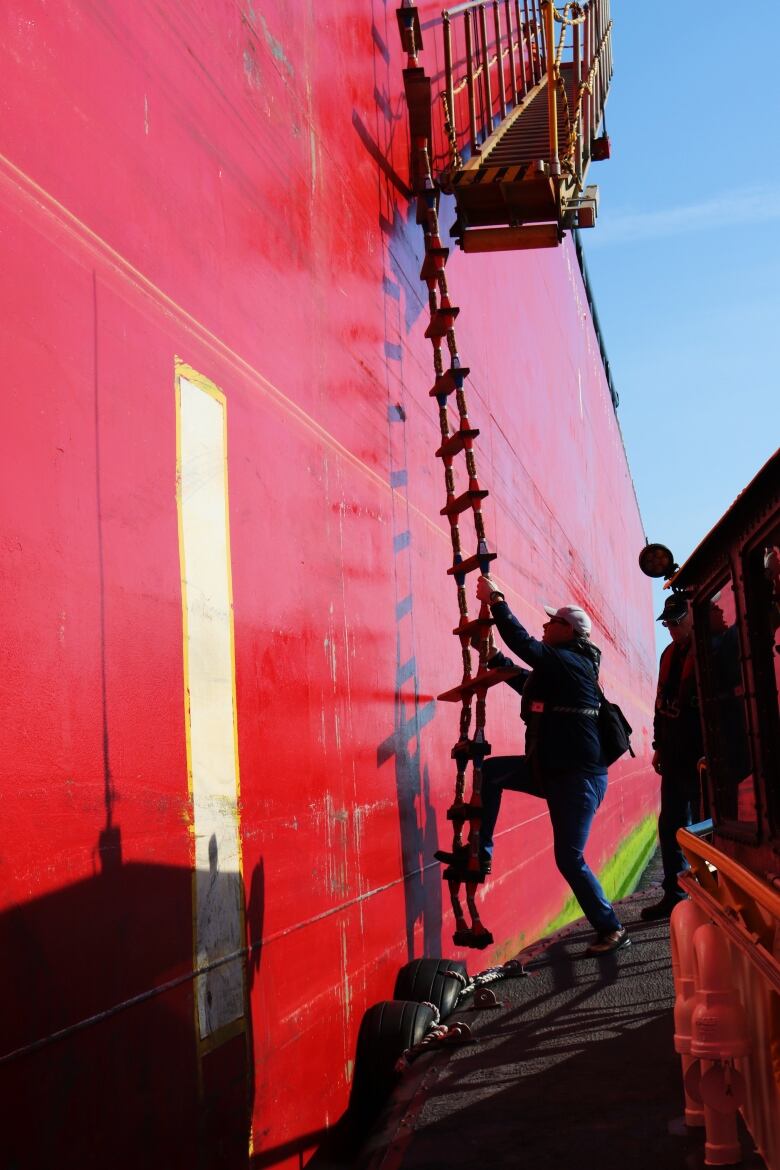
[543,604,592,638]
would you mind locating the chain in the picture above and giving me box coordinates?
[440,91,463,176]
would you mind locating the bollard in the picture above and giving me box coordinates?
[690,924,750,1165]
[670,899,709,1127]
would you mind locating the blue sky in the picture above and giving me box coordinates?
[581,2,780,637]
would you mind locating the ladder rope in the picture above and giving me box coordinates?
[397,2,609,945]
[397,6,530,951]
[551,2,586,29]
[537,3,611,188]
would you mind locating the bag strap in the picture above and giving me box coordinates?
[572,652,636,758]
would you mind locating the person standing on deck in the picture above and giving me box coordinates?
[641,595,703,920]
[474,574,630,957]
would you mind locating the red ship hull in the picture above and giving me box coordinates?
[0,2,656,1166]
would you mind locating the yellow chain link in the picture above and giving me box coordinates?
[440,91,463,174]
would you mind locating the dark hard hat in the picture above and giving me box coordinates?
[656,595,689,623]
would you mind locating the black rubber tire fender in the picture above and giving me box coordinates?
[348,999,437,1122]
[393,958,468,1018]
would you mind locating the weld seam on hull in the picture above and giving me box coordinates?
[0,944,249,1067]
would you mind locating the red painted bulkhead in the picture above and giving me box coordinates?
[0,2,657,1166]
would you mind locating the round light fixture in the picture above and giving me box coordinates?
[638,543,677,579]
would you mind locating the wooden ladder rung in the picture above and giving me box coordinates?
[429,366,470,398]
[437,666,523,703]
[449,738,493,761]
[440,489,488,518]
[420,246,449,281]
[451,616,493,637]
[436,427,480,458]
[447,550,497,577]
[446,800,484,820]
[424,306,460,338]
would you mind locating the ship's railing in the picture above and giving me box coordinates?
[437,0,612,185]
[441,0,547,158]
[678,828,780,993]
[678,828,780,1163]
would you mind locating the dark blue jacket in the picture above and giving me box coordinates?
[488,600,606,774]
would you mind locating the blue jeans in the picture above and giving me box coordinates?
[658,770,698,897]
[480,755,621,935]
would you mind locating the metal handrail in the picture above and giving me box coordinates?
[439,0,612,181]
[441,0,546,159]
[544,0,558,167]
[679,828,780,920]
[678,827,780,993]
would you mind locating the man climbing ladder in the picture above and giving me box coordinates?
[476,575,630,956]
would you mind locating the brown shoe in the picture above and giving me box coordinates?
[585,927,631,956]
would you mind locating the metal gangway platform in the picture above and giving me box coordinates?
[399,0,613,251]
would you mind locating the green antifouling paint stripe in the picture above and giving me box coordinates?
[544,813,658,936]
[600,812,659,903]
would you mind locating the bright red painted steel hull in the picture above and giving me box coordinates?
[0,2,656,1166]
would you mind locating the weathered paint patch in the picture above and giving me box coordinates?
[176,364,245,1039]
[259,13,294,77]
[323,792,349,898]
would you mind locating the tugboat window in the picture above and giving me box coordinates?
[746,531,780,836]
[700,577,758,833]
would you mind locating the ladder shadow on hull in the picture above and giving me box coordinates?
[378,657,443,963]
[351,109,413,203]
